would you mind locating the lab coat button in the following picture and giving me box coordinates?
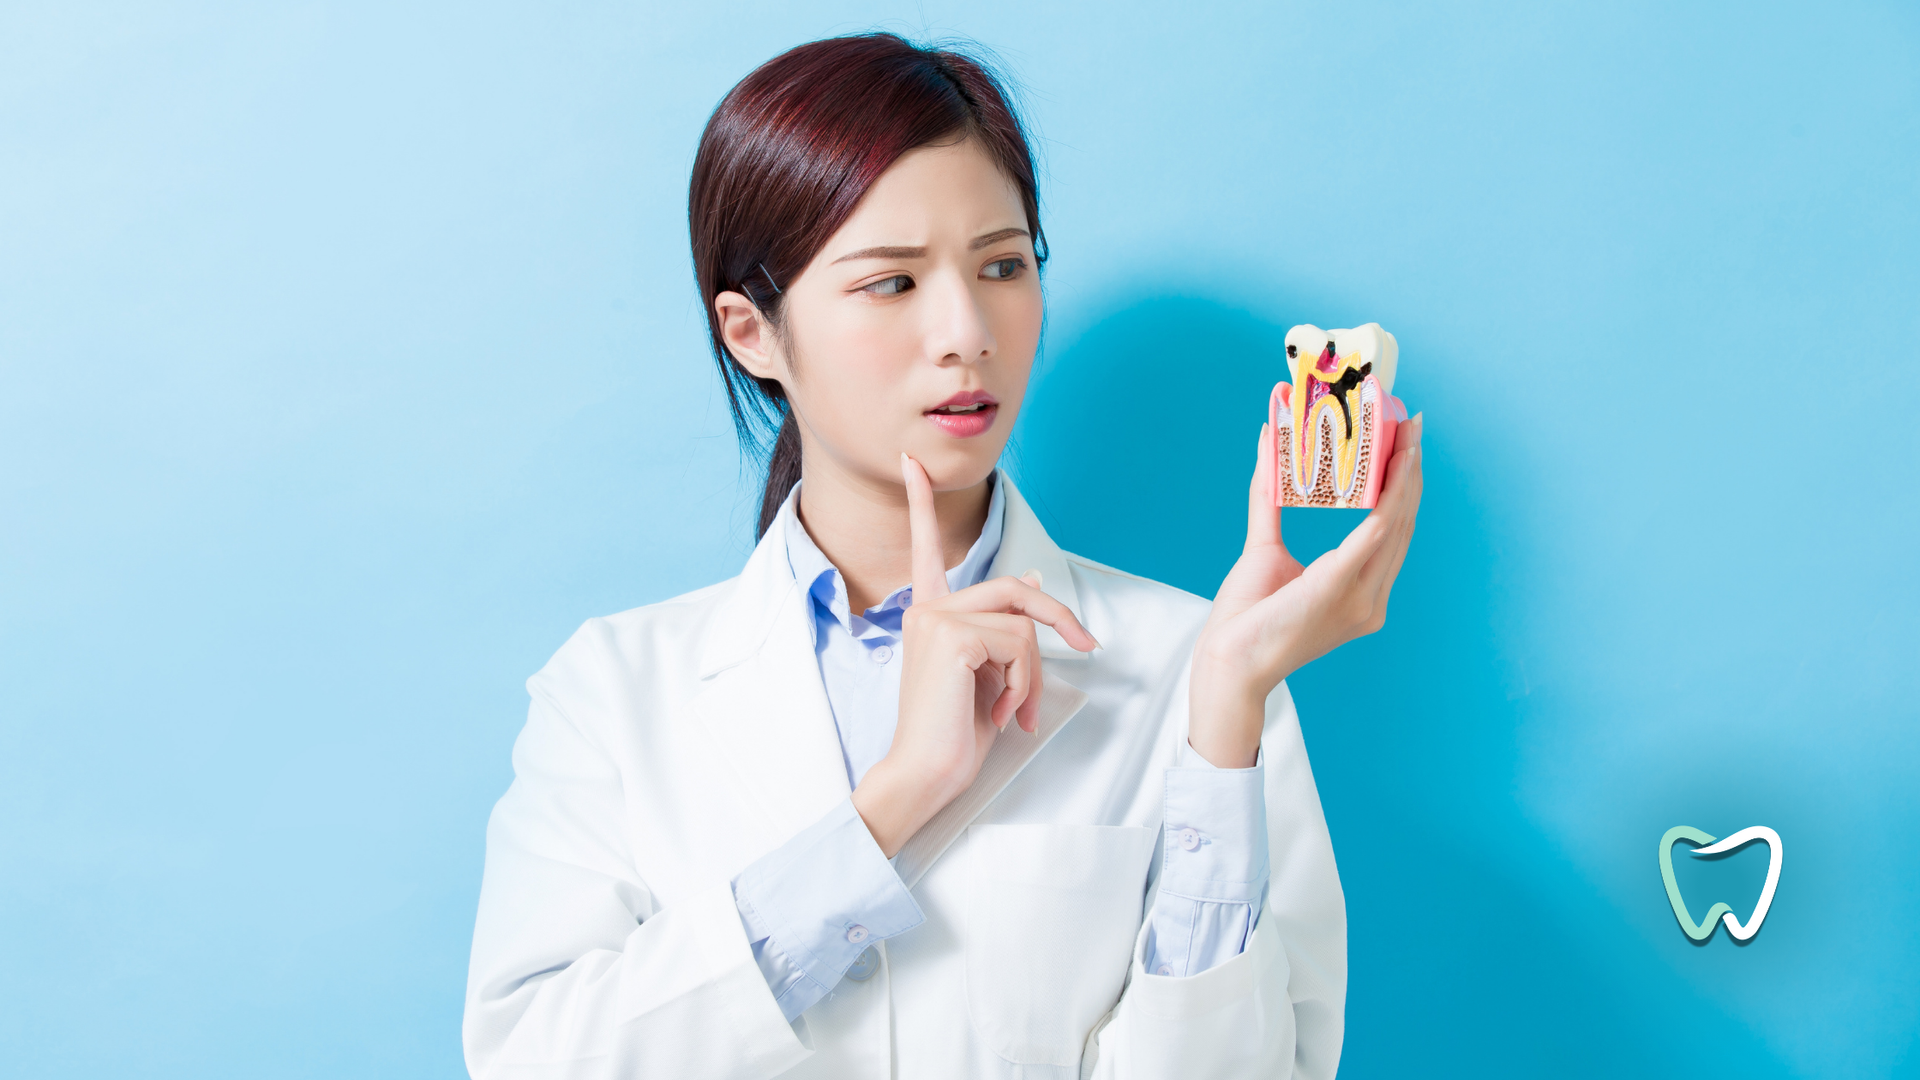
[1178,828,1202,852]
[845,924,869,944]
[871,645,893,664]
[845,945,879,982]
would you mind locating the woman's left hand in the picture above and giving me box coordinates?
[1187,414,1425,768]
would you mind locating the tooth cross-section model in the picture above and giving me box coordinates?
[1268,322,1409,509]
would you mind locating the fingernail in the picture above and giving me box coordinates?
[1024,568,1043,587]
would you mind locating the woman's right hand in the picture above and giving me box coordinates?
[851,455,1100,858]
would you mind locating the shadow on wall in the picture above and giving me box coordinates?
[1007,292,1794,1078]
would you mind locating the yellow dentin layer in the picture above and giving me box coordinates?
[1290,350,1368,493]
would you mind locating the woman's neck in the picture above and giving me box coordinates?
[795,458,992,614]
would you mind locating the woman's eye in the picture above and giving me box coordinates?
[982,257,1026,280]
[863,274,914,296]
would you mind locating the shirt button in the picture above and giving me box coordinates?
[871,645,893,664]
[845,945,879,982]
[845,925,869,945]
[1155,964,1174,976]
[1179,828,1202,852]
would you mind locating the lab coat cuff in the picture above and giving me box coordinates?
[733,797,924,1008]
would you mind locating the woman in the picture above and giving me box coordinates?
[464,33,1422,1080]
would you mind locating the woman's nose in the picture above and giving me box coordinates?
[923,272,996,365]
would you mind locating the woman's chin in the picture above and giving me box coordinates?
[903,443,1005,492]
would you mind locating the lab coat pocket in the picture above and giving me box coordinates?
[964,823,1157,1066]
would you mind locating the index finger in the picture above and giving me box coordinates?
[1359,416,1423,595]
[943,576,1101,653]
[901,453,951,602]
[1355,412,1423,538]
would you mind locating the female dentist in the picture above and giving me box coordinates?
[463,32,1423,1080]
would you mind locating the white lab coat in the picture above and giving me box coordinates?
[464,477,1346,1079]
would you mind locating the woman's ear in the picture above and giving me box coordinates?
[714,290,782,381]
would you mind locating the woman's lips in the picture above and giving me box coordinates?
[925,393,999,438]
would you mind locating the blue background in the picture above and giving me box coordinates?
[3,1,1915,1076]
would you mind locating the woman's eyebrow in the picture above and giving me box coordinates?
[970,227,1029,249]
[828,228,1030,264]
[830,245,926,264]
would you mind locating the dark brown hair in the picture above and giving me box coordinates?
[688,33,1046,536]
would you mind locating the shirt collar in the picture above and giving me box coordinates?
[779,471,1007,635]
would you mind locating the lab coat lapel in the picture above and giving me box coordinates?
[691,516,852,840]
[892,474,1094,889]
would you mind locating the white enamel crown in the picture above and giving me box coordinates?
[1283,322,1398,395]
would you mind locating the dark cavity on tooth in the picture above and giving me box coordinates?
[1315,362,1373,439]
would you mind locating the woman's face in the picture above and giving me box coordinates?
[722,138,1042,493]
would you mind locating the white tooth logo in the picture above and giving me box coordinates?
[1658,825,1783,942]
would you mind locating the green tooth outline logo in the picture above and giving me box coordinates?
[1659,825,1783,942]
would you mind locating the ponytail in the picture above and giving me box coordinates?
[756,410,804,538]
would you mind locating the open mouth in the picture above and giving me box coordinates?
[924,393,999,437]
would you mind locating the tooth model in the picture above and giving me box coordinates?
[1268,323,1408,509]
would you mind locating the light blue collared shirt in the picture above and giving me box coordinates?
[732,476,1270,1021]
[788,473,1009,789]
